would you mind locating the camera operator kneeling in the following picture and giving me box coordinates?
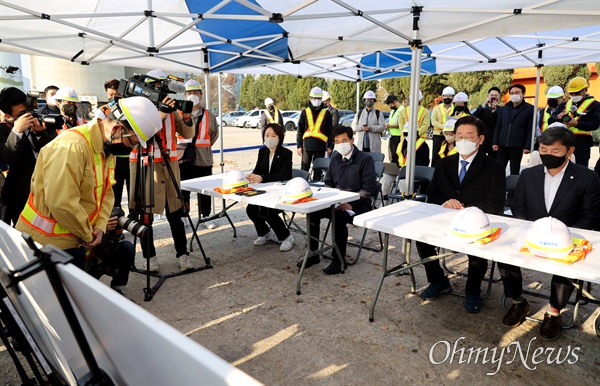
[85,208,135,295]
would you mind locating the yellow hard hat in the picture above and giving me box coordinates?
[524,217,573,259]
[222,170,248,190]
[446,207,491,243]
[566,77,588,93]
[281,177,312,204]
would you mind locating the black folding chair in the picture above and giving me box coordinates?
[311,157,330,182]
[388,165,435,204]
[367,152,385,163]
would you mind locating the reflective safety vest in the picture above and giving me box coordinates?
[438,142,458,159]
[540,107,552,133]
[404,106,427,138]
[177,111,211,147]
[396,137,426,167]
[566,98,594,135]
[302,108,328,142]
[264,109,280,124]
[57,116,86,135]
[439,105,455,126]
[20,125,115,238]
[130,113,178,163]
[388,107,403,136]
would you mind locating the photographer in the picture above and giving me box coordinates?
[129,69,195,273]
[473,86,502,159]
[85,207,135,294]
[0,87,57,226]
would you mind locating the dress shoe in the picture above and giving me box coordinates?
[296,255,320,269]
[464,293,481,313]
[323,259,346,275]
[420,278,452,300]
[540,313,561,341]
[502,299,530,327]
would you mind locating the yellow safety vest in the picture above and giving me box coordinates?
[439,105,455,126]
[302,108,328,142]
[388,107,403,136]
[396,137,426,167]
[20,125,115,237]
[264,109,280,124]
[438,142,458,159]
[404,106,427,138]
[566,98,594,136]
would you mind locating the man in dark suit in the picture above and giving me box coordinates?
[498,126,600,341]
[298,125,378,275]
[0,87,56,225]
[416,115,505,313]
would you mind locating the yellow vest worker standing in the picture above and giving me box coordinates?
[384,94,404,164]
[16,97,162,269]
[431,86,455,167]
[397,89,430,140]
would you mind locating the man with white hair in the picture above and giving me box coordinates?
[296,87,333,180]
[260,97,284,134]
[352,90,385,154]
[431,86,456,166]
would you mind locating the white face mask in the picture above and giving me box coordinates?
[455,139,478,156]
[334,142,352,156]
[186,94,200,107]
[311,99,322,108]
[510,94,522,104]
[47,96,56,105]
[264,137,279,149]
[570,95,583,103]
[444,134,456,143]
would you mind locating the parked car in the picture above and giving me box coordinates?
[222,111,246,126]
[337,109,354,125]
[340,113,355,127]
[284,111,301,131]
[233,109,263,128]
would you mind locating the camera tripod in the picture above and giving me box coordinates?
[130,134,212,302]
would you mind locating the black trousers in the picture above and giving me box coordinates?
[179,163,213,217]
[309,207,353,263]
[573,135,592,167]
[301,149,325,181]
[87,240,135,288]
[64,246,87,270]
[497,146,523,175]
[246,204,290,241]
[430,134,444,167]
[498,263,575,310]
[140,199,188,259]
[415,241,488,295]
[480,138,497,159]
[389,136,401,165]
[112,156,131,207]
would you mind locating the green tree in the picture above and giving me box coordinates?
[381,74,446,108]
[329,80,358,110]
[239,75,256,110]
[542,64,591,93]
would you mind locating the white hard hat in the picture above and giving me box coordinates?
[185,79,202,92]
[363,90,376,100]
[55,87,80,102]
[264,97,274,106]
[281,177,313,204]
[408,90,423,101]
[443,118,457,132]
[146,69,167,80]
[222,170,248,190]
[309,87,323,98]
[453,92,469,103]
[442,86,455,96]
[446,207,491,243]
[322,91,331,101]
[117,97,162,147]
[546,86,564,99]
[547,122,567,130]
[525,217,573,259]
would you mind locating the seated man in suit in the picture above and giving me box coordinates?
[416,115,505,312]
[246,123,294,252]
[498,126,600,341]
[297,125,378,275]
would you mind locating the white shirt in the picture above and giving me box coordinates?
[543,163,567,212]
[457,150,478,177]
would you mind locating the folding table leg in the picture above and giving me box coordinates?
[296,213,312,295]
[370,234,390,322]
[330,205,345,273]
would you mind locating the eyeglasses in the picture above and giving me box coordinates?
[455,135,478,141]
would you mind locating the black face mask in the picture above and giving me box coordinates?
[547,99,559,108]
[104,142,132,156]
[454,106,465,113]
[540,153,567,169]
[267,105,274,112]
[390,106,397,111]
[443,98,453,105]
[62,104,77,116]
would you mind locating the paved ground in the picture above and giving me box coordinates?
[1,125,599,385]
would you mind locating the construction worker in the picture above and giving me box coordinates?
[322,91,339,127]
[178,79,219,229]
[395,127,430,168]
[451,92,471,118]
[15,97,162,269]
[130,69,196,273]
[296,87,333,181]
[438,120,458,159]
[55,86,86,134]
[260,97,284,134]
[384,94,404,164]
[431,86,455,166]
[397,90,430,140]
[538,86,565,136]
[556,77,600,167]
[352,90,386,154]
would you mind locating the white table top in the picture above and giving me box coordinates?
[181,174,360,214]
[353,200,600,284]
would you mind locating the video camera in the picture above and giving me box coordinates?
[117,73,193,114]
[110,207,148,238]
[23,91,64,129]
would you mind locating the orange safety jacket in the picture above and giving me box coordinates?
[130,113,178,163]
